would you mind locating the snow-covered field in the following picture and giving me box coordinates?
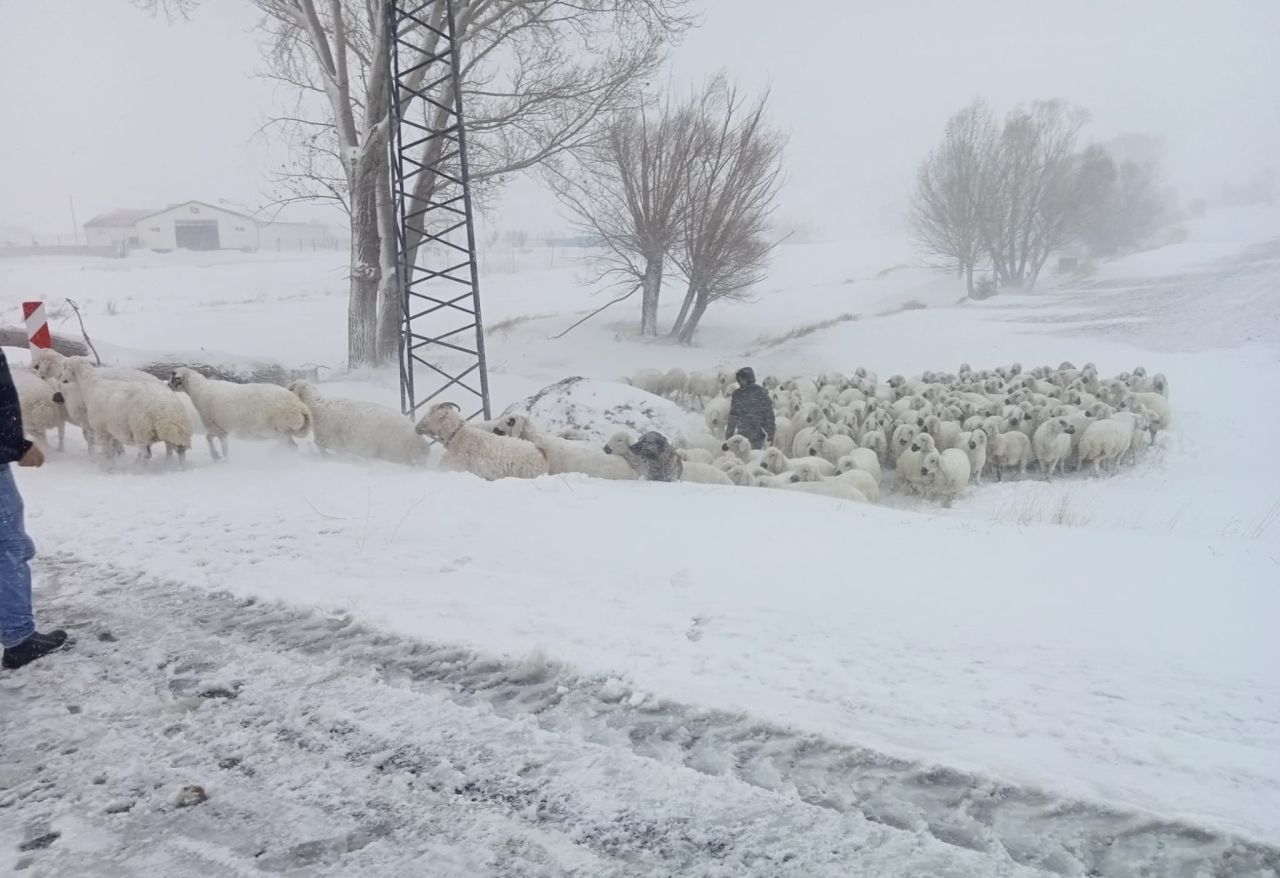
[1,207,1278,875]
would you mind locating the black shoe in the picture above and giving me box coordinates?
[2,630,69,670]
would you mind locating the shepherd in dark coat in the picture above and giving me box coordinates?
[724,367,775,450]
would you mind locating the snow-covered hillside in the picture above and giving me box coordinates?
[0,207,1278,875]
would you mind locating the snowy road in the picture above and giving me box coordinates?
[3,555,1276,876]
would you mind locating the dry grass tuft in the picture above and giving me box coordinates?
[996,490,1093,529]
[486,312,556,334]
[745,312,859,354]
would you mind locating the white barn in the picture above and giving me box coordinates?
[133,201,259,251]
[83,208,154,249]
[82,201,342,254]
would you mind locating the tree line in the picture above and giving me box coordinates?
[911,98,1171,296]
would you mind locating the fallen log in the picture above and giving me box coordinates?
[0,326,319,385]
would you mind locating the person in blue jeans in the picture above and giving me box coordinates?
[0,348,66,670]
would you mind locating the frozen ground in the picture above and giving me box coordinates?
[1,207,1279,874]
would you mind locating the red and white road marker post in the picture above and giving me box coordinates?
[23,301,51,350]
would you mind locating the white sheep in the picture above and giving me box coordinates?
[720,434,768,469]
[628,368,665,395]
[417,403,548,480]
[1078,418,1132,475]
[169,367,311,459]
[791,422,834,459]
[1109,411,1151,463]
[493,414,633,480]
[749,469,799,488]
[64,361,193,465]
[288,381,427,467]
[988,429,1033,480]
[918,449,971,506]
[36,351,159,386]
[13,368,66,450]
[679,460,735,486]
[804,432,857,466]
[1032,417,1076,479]
[771,416,796,455]
[676,447,716,465]
[956,429,987,484]
[703,396,732,439]
[819,465,880,503]
[758,446,836,478]
[684,371,721,403]
[1119,392,1171,440]
[896,432,936,494]
[925,415,963,451]
[834,447,883,483]
[37,354,165,450]
[780,476,868,504]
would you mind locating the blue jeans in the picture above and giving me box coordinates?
[0,465,36,648]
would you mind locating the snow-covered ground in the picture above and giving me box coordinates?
[1,207,1278,875]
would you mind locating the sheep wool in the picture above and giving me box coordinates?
[417,404,548,480]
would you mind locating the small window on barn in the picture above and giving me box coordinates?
[235,226,244,231]
[151,226,160,232]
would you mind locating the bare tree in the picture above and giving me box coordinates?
[668,80,784,343]
[549,94,704,335]
[910,99,995,297]
[1075,143,1171,257]
[250,0,693,366]
[979,100,1090,291]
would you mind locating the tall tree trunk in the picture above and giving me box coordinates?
[347,161,382,368]
[373,148,401,365]
[676,289,709,344]
[965,263,975,297]
[668,280,696,337]
[640,252,664,336]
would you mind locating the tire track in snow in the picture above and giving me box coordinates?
[5,553,1277,877]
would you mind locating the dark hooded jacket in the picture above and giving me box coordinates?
[725,367,775,450]
[0,348,32,465]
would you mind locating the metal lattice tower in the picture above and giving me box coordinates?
[387,0,490,421]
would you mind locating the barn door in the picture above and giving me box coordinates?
[174,220,220,250]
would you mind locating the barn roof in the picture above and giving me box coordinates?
[138,200,257,222]
[84,201,259,228]
[83,208,159,228]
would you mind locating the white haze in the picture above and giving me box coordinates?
[1,0,1277,238]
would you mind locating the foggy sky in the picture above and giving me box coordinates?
[2,0,1277,238]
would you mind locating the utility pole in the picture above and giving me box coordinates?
[386,0,491,422]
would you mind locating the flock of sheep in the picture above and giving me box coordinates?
[13,348,1171,511]
[408,359,1172,509]
[620,362,1171,505]
[17,349,427,467]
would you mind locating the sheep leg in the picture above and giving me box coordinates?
[176,446,187,470]
[206,433,225,461]
[56,423,65,452]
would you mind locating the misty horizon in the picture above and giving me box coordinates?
[2,0,1277,240]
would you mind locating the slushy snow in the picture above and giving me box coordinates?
[1,206,1278,874]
